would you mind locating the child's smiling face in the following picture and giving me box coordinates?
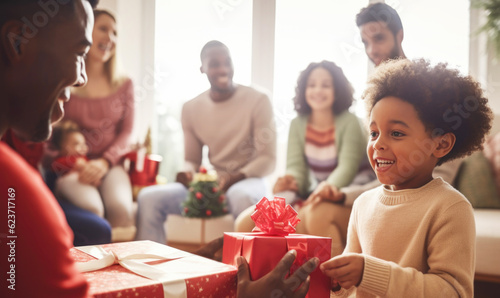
[305,67,335,113]
[367,96,443,190]
[61,132,88,157]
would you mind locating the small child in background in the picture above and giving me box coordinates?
[50,121,104,217]
[51,120,89,176]
[320,59,492,297]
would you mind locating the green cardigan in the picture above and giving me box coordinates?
[286,110,367,198]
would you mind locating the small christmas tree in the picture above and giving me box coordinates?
[182,166,228,218]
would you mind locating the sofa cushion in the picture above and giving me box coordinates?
[455,151,500,209]
[474,209,500,276]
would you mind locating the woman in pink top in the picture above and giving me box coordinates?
[62,9,135,229]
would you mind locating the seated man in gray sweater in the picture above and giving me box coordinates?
[136,40,276,244]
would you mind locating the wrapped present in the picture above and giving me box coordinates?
[124,149,163,187]
[166,214,234,245]
[123,150,163,199]
[222,197,332,298]
[72,240,237,298]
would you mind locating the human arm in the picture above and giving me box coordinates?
[193,237,223,261]
[326,201,475,297]
[285,117,310,197]
[0,145,89,297]
[181,102,204,176]
[238,94,277,178]
[325,112,367,189]
[236,250,319,298]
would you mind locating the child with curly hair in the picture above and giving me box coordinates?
[235,61,373,257]
[320,59,492,297]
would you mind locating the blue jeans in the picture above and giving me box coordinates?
[135,178,267,243]
[58,200,112,246]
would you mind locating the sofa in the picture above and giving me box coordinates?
[454,115,500,282]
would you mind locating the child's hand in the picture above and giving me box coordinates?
[73,157,87,172]
[320,253,364,290]
[273,175,299,194]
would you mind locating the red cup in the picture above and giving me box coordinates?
[125,152,162,186]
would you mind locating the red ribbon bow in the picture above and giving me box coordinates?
[251,196,300,236]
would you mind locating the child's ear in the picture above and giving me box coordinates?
[433,132,456,158]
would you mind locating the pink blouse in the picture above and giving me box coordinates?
[64,79,134,166]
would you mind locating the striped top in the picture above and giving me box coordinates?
[305,124,337,182]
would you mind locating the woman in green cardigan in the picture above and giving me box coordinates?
[235,61,373,256]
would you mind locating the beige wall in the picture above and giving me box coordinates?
[97,0,156,145]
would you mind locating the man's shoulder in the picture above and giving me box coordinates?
[0,143,48,193]
[182,90,211,113]
[0,143,34,175]
[186,89,210,104]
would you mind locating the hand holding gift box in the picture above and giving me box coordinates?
[223,197,332,297]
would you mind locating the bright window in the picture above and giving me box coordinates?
[273,0,369,141]
[397,0,469,74]
[154,0,253,180]
[152,0,471,181]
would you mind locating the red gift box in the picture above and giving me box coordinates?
[124,151,162,186]
[222,197,332,298]
[71,240,237,298]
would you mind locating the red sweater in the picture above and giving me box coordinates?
[52,155,89,176]
[0,143,89,297]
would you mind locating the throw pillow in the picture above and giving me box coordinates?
[455,151,500,208]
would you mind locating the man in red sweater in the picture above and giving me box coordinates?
[0,0,98,297]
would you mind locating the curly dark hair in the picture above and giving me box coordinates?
[364,58,493,165]
[293,60,354,116]
[50,120,82,151]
